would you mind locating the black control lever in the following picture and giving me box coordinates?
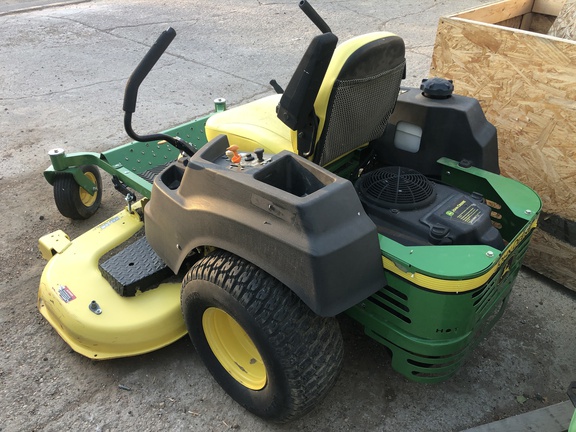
[299,0,331,33]
[123,28,176,114]
[123,27,196,156]
[270,79,284,94]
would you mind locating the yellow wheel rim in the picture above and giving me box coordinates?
[79,171,98,207]
[203,307,267,390]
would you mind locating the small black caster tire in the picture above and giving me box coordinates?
[53,165,102,220]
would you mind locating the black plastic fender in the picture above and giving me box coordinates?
[144,135,386,317]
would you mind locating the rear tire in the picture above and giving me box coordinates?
[53,165,102,220]
[181,250,343,422]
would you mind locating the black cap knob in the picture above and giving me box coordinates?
[429,224,450,244]
[421,78,454,99]
[254,148,265,162]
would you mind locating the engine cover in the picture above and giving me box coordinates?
[356,166,505,250]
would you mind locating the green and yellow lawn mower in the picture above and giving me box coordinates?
[38,1,541,422]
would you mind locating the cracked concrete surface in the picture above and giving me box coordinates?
[1,1,575,431]
[0,0,90,15]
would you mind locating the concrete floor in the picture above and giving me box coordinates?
[0,0,88,15]
[0,1,574,431]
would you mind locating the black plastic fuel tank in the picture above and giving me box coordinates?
[373,82,500,177]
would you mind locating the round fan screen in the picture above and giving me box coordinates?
[357,166,436,210]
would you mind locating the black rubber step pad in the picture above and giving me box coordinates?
[99,236,173,296]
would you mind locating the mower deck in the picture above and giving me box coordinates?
[38,201,186,359]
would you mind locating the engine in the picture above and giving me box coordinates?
[355,166,504,250]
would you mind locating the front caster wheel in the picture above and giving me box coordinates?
[181,250,343,422]
[53,165,102,220]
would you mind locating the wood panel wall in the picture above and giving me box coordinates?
[431,0,576,290]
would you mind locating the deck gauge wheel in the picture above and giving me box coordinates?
[53,165,102,220]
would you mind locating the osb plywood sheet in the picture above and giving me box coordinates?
[455,0,564,21]
[455,0,533,23]
[533,0,567,15]
[548,0,576,39]
[530,13,556,33]
[431,17,576,221]
[524,229,576,290]
[497,16,524,28]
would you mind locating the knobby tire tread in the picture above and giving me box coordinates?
[182,250,343,422]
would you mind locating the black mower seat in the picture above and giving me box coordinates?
[205,31,405,166]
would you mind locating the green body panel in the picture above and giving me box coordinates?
[376,159,541,280]
[44,115,211,198]
[347,231,532,382]
[438,157,540,241]
[379,238,500,280]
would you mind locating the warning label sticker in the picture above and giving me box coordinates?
[56,285,77,303]
[100,216,120,230]
[443,199,483,225]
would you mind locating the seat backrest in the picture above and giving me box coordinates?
[279,32,406,166]
[312,32,406,166]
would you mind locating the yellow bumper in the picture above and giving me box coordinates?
[37,202,186,360]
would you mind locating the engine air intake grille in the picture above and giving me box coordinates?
[357,166,436,210]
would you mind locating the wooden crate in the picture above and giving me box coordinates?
[431,0,576,291]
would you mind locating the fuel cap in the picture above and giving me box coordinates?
[420,77,454,99]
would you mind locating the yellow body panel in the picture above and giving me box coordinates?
[205,94,292,154]
[37,201,186,360]
[39,230,71,260]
